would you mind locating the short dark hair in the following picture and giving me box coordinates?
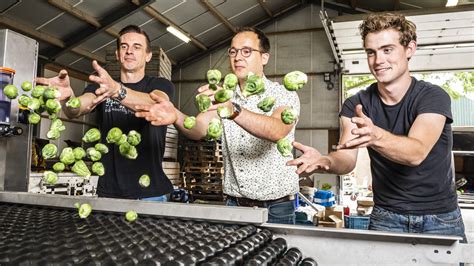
[234,27,270,53]
[116,25,151,53]
[359,13,417,48]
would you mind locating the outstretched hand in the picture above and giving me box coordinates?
[135,92,178,126]
[197,84,230,111]
[286,141,331,175]
[337,104,381,149]
[35,70,73,101]
[89,60,120,106]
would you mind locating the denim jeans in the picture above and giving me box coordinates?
[369,205,467,242]
[141,195,168,202]
[226,198,296,224]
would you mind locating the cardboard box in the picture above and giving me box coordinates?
[315,207,344,228]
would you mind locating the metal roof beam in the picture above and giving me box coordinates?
[258,0,274,17]
[200,0,236,33]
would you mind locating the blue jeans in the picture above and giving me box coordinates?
[141,195,168,202]
[369,205,466,242]
[226,198,296,224]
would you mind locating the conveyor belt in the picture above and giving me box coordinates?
[0,202,317,265]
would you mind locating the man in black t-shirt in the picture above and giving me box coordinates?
[36,25,174,200]
[288,13,465,239]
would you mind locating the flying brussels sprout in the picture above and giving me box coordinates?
[196,94,211,113]
[18,94,31,108]
[281,108,298,124]
[82,128,101,143]
[53,162,65,173]
[28,98,41,111]
[66,97,81,109]
[42,143,58,160]
[119,142,138,160]
[60,147,76,165]
[207,118,223,140]
[43,87,61,99]
[43,171,58,185]
[94,143,109,154]
[257,96,276,112]
[127,130,141,146]
[73,147,86,160]
[215,89,234,103]
[117,134,128,145]
[45,99,61,115]
[283,71,308,91]
[139,174,150,188]
[243,72,265,97]
[217,105,232,119]
[207,69,222,91]
[277,138,292,157]
[21,81,33,92]
[125,210,138,222]
[183,116,196,129]
[3,84,18,99]
[223,73,238,91]
[78,203,92,219]
[31,85,46,98]
[92,162,105,176]
[47,118,65,140]
[28,113,41,124]
[86,147,102,162]
[72,160,91,178]
[47,129,60,140]
[106,127,123,144]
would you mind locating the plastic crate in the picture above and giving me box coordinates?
[344,215,370,229]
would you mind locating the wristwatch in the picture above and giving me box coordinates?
[228,102,242,120]
[114,83,127,102]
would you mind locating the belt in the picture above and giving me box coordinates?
[227,195,294,208]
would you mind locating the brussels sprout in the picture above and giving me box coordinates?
[60,147,76,165]
[18,94,31,107]
[3,84,18,99]
[106,127,123,144]
[217,105,232,119]
[207,69,222,86]
[43,171,58,185]
[71,160,91,178]
[86,147,102,162]
[257,96,276,112]
[42,143,58,160]
[277,138,292,157]
[31,85,45,98]
[119,142,138,160]
[214,89,234,103]
[28,113,41,124]
[139,174,150,188]
[125,210,138,222]
[195,94,211,113]
[74,202,80,209]
[45,99,61,114]
[28,98,41,111]
[66,97,81,109]
[43,87,61,99]
[78,203,92,219]
[283,71,308,91]
[223,73,238,91]
[21,81,33,92]
[243,72,265,97]
[53,162,65,173]
[92,162,105,176]
[281,108,298,124]
[206,118,223,140]
[73,147,86,160]
[82,128,101,143]
[46,129,61,140]
[117,134,128,145]
[94,143,109,154]
[50,118,66,132]
[127,130,141,146]
[183,116,196,129]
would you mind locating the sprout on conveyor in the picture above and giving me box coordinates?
[207,69,222,91]
[281,108,298,124]
[283,71,308,91]
[206,118,223,140]
[71,160,91,179]
[127,130,141,146]
[53,162,65,173]
[183,116,196,129]
[196,94,211,113]
[60,147,76,165]
[73,147,86,161]
[106,127,122,144]
[277,138,293,157]
[242,72,265,97]
[223,73,238,91]
[139,174,150,188]
[257,96,276,112]
[125,210,138,222]
[42,171,58,185]
[77,203,92,219]
[82,128,101,143]
[92,162,105,176]
[41,143,58,160]
[214,89,234,103]
[3,84,18,99]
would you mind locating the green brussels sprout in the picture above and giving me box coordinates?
[21,81,33,92]
[125,210,138,222]
[45,99,61,114]
[243,72,265,97]
[53,162,65,173]
[277,138,292,157]
[71,160,91,178]
[94,143,109,154]
[214,89,234,103]
[195,94,211,113]
[139,174,150,188]
[92,162,105,176]
[43,171,58,185]
[74,202,80,209]
[117,134,128,145]
[207,69,222,86]
[66,97,81,109]
[78,203,92,219]
[73,147,86,160]
[43,87,61,99]
[281,108,298,124]
[60,147,76,165]
[3,84,18,99]
[257,96,276,112]
[283,71,308,91]
[50,118,66,132]
[223,73,238,91]
[106,127,123,144]
[42,143,58,160]
[206,118,223,140]
[28,113,41,124]
[18,94,31,107]
[217,105,232,119]
[28,98,41,111]
[119,142,138,160]
[82,128,101,143]
[86,147,102,162]
[46,129,60,140]
[31,85,45,98]
[127,130,141,146]
[183,116,196,129]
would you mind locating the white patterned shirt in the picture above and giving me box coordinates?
[221,76,300,200]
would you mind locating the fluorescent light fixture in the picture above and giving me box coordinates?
[166,26,191,43]
[341,49,365,55]
[418,44,455,50]
[446,0,458,7]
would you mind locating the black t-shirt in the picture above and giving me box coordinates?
[83,76,174,199]
[340,77,458,215]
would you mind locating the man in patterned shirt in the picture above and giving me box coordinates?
[136,27,300,224]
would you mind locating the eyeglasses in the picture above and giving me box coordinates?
[228,47,263,58]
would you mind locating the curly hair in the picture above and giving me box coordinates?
[359,13,417,47]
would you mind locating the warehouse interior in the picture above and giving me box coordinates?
[1,0,474,264]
